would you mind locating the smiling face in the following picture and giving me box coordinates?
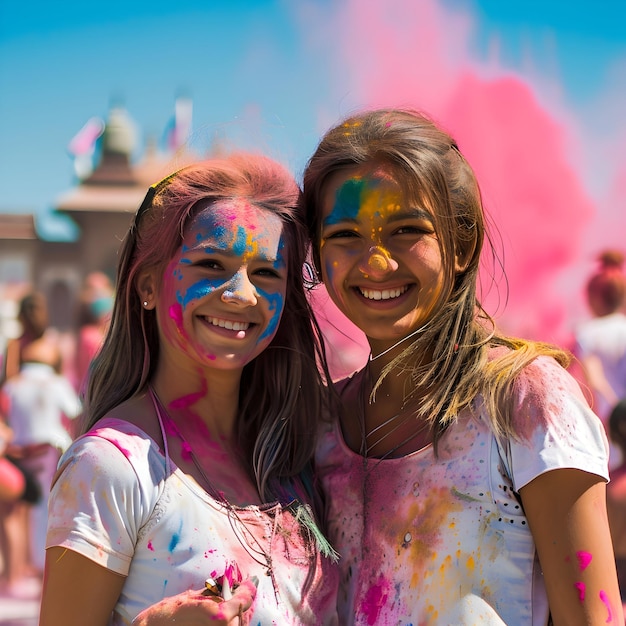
[153,199,288,374]
[320,164,448,354]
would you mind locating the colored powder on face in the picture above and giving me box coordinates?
[326,178,365,225]
[576,550,593,571]
[574,581,585,602]
[599,590,613,623]
[168,302,184,330]
[177,277,223,309]
[368,252,389,272]
[232,225,249,257]
[257,288,284,341]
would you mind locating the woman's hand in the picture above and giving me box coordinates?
[132,577,258,625]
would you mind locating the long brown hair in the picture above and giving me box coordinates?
[302,108,569,447]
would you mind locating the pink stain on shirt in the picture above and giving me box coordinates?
[599,590,613,623]
[147,540,155,552]
[574,581,585,602]
[360,576,391,625]
[95,432,132,459]
[576,550,593,571]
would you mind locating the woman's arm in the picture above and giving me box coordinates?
[520,468,623,626]
[40,546,256,626]
[40,546,126,626]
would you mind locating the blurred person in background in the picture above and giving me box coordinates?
[575,250,626,469]
[0,290,63,596]
[1,291,61,384]
[75,272,114,394]
[0,336,81,592]
[0,421,25,503]
[0,417,26,596]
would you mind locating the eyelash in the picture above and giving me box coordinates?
[254,268,281,278]
[325,230,359,239]
[324,225,431,239]
[197,259,223,270]
[195,260,281,279]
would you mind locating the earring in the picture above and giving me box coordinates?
[143,301,149,307]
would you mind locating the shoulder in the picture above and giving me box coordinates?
[508,355,590,437]
[514,355,582,399]
[500,355,609,488]
[61,415,166,489]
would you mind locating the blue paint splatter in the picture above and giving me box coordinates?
[258,288,284,341]
[232,225,248,256]
[168,532,180,552]
[325,178,363,225]
[177,277,223,308]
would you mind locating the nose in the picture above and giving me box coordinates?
[220,270,258,306]
[358,245,398,278]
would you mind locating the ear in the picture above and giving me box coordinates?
[136,269,157,310]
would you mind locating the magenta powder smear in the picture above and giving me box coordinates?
[360,575,391,625]
[576,550,593,571]
[574,581,585,602]
[599,590,613,623]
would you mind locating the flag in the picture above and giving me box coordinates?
[67,117,105,180]
[164,96,193,152]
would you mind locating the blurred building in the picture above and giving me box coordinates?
[0,103,196,343]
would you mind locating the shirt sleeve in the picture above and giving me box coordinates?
[55,377,82,419]
[507,356,610,492]
[46,424,163,575]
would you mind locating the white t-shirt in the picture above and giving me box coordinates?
[316,356,609,626]
[575,311,626,420]
[46,418,338,625]
[3,362,81,450]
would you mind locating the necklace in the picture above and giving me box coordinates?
[357,367,430,463]
[148,387,280,600]
[369,321,429,362]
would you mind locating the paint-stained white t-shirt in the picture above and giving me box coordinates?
[316,356,609,626]
[46,418,338,625]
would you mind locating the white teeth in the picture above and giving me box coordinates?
[359,286,408,301]
[206,316,250,331]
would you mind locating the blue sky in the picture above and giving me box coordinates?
[0,0,625,233]
[1,0,625,342]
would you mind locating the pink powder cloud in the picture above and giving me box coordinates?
[302,0,625,358]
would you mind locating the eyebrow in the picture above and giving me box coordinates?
[182,243,286,264]
[322,207,433,228]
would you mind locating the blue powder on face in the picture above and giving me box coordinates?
[325,178,365,225]
[177,277,223,309]
[257,288,284,341]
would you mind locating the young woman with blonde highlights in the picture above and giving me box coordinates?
[303,108,621,625]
